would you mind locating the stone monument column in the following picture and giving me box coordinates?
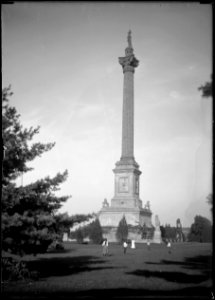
[98,31,153,239]
[119,30,139,162]
[111,31,143,211]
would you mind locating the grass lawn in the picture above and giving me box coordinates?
[2,242,213,299]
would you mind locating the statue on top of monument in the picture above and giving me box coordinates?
[144,201,150,210]
[118,31,139,70]
[102,198,109,208]
[127,30,133,48]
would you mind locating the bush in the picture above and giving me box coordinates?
[116,216,128,243]
[2,257,30,282]
[89,218,103,244]
[75,228,84,244]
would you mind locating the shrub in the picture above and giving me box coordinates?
[2,257,30,282]
[89,218,103,244]
[116,215,128,243]
[75,228,84,244]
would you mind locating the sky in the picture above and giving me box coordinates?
[2,2,212,227]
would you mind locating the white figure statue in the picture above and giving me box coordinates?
[155,215,160,228]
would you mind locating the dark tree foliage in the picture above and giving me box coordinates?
[73,218,103,244]
[140,223,154,239]
[116,215,128,243]
[206,193,213,213]
[54,213,74,236]
[2,86,55,185]
[75,228,84,244]
[188,215,212,243]
[175,218,184,242]
[160,225,177,242]
[69,213,94,225]
[160,226,166,240]
[89,218,103,244]
[2,86,70,255]
[165,225,176,241]
[198,76,212,98]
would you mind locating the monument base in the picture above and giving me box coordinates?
[102,226,144,242]
[98,206,152,242]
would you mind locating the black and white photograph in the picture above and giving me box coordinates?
[2,2,213,299]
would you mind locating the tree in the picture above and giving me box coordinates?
[188,215,212,243]
[75,228,84,244]
[2,86,70,255]
[2,86,55,185]
[140,223,154,240]
[69,213,94,225]
[175,218,184,242]
[89,218,103,244]
[163,225,176,242]
[54,213,74,236]
[116,215,128,243]
[160,225,165,240]
[206,194,213,213]
[198,76,212,98]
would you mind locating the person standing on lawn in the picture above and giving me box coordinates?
[102,239,108,256]
[105,239,109,256]
[147,239,151,250]
[167,240,172,254]
[123,240,128,254]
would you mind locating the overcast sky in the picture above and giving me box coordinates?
[2,2,212,227]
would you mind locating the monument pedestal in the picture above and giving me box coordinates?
[99,206,152,228]
[98,157,152,242]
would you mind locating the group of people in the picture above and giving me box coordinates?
[102,239,135,255]
[102,239,129,255]
[102,239,172,255]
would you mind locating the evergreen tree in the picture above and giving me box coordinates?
[188,215,212,243]
[2,86,70,255]
[163,225,177,242]
[116,215,128,243]
[75,228,84,244]
[89,218,103,244]
[70,213,94,225]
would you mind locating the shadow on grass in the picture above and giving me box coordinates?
[62,286,212,298]
[26,255,114,278]
[46,248,76,254]
[145,255,212,270]
[2,286,212,299]
[126,269,208,284]
[147,255,211,275]
[127,254,212,284]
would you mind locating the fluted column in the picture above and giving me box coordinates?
[121,66,134,159]
[118,30,139,162]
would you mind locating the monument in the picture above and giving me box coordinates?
[98,31,152,242]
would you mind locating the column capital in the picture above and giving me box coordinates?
[119,31,139,72]
[119,55,139,73]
